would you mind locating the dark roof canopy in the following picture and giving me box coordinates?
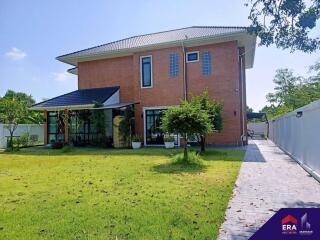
[32,86,119,110]
[247,112,268,121]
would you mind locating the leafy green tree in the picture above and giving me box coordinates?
[161,101,212,162]
[0,97,29,150]
[266,69,302,109]
[2,90,43,124]
[261,62,320,119]
[3,90,35,105]
[190,90,223,152]
[119,106,135,146]
[246,0,320,52]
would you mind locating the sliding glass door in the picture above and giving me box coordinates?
[145,109,165,145]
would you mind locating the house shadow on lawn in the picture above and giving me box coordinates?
[152,162,207,174]
[1,147,182,157]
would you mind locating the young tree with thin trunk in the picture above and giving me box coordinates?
[0,97,29,150]
[161,101,212,162]
[190,90,223,153]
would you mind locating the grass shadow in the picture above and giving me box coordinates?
[152,150,207,174]
[152,161,207,174]
[0,147,245,166]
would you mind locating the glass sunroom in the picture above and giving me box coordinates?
[31,86,135,147]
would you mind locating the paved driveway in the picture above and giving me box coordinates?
[217,139,320,240]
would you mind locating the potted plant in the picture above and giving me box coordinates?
[164,135,175,149]
[131,135,142,149]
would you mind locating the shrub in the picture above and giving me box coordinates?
[172,151,202,165]
[132,135,142,142]
[19,132,30,147]
[29,134,38,146]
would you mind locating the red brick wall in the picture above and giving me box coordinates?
[184,41,242,145]
[77,41,245,145]
[78,56,135,102]
[132,47,185,136]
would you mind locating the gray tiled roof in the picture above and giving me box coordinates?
[57,26,247,64]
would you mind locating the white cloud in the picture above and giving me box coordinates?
[5,47,27,60]
[53,71,72,82]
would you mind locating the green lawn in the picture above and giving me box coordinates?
[0,147,244,240]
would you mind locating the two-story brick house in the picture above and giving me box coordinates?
[32,26,256,147]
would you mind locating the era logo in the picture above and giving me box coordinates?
[281,215,298,234]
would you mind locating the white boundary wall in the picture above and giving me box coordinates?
[0,124,44,148]
[268,100,320,180]
[247,122,268,136]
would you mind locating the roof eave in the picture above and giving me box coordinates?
[30,104,95,111]
[56,31,256,68]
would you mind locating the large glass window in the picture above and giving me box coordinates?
[145,109,179,146]
[140,56,152,88]
[47,111,64,143]
[202,51,212,75]
[69,110,91,145]
[169,53,179,77]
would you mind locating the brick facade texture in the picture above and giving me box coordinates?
[78,41,246,145]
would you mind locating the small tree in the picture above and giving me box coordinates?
[119,106,135,146]
[2,90,43,124]
[0,97,29,150]
[190,90,223,152]
[161,101,212,162]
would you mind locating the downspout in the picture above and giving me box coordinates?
[239,49,246,145]
[181,40,187,101]
[181,40,187,148]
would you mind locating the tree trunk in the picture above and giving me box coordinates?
[200,135,206,153]
[183,135,188,162]
[9,131,14,151]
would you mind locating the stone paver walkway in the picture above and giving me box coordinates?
[217,139,320,240]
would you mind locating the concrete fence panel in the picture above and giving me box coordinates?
[0,124,44,148]
[268,100,320,180]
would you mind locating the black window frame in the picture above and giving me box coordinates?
[47,111,65,143]
[140,55,152,88]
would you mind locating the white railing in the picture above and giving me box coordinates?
[268,100,320,181]
[0,124,44,148]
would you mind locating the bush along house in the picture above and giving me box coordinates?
[32,26,257,147]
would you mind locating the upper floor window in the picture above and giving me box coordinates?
[140,56,153,88]
[169,53,179,77]
[186,51,199,63]
[202,51,212,76]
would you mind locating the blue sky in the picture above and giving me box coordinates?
[1,0,319,111]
